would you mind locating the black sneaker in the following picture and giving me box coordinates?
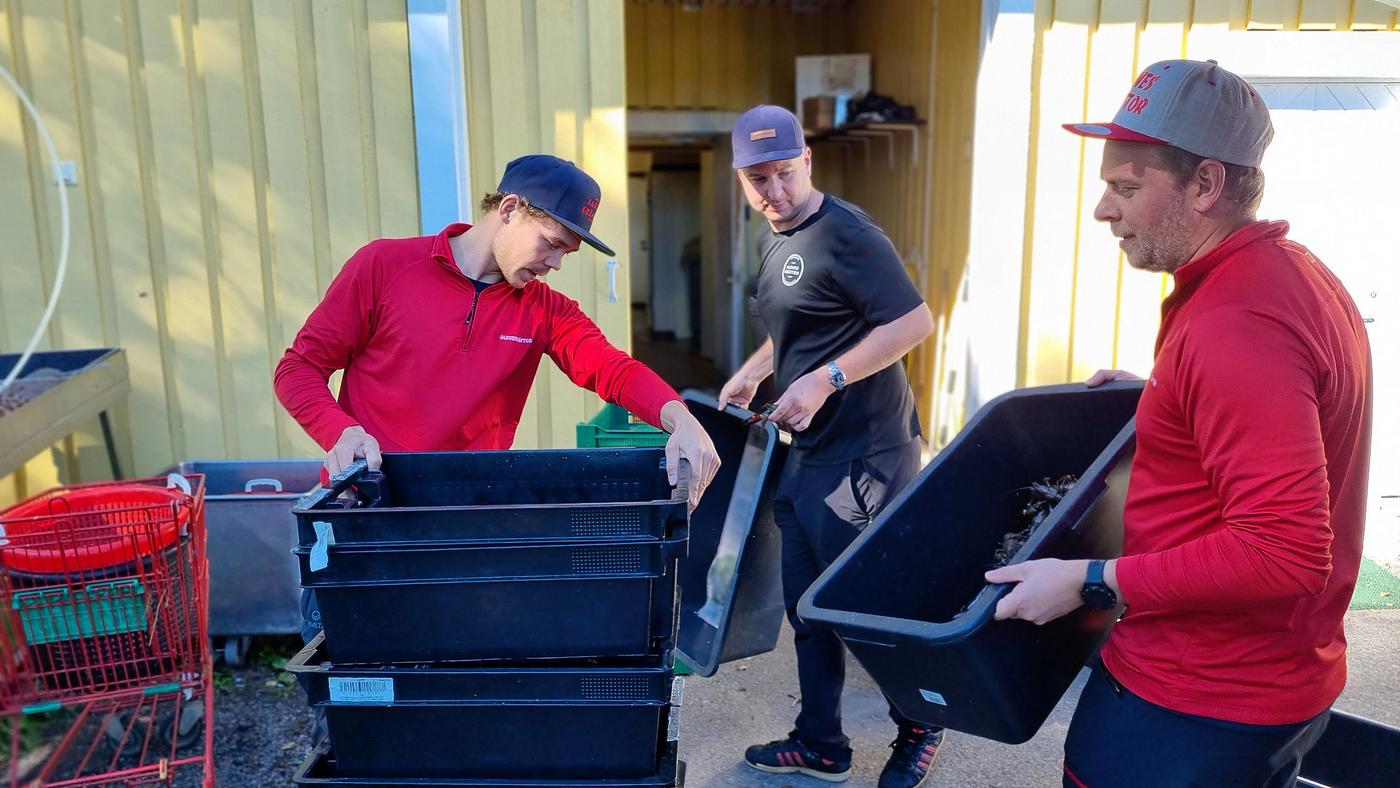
[744,736,852,783]
[878,726,943,788]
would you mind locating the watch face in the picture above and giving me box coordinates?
[1082,585,1117,610]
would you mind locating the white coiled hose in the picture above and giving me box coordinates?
[0,63,71,397]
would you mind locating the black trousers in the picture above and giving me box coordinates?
[1063,664,1330,787]
[774,437,930,759]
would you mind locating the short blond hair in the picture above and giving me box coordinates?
[479,192,554,222]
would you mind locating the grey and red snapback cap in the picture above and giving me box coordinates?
[1064,59,1273,168]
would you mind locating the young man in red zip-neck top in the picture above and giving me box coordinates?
[986,60,1372,787]
[275,154,719,504]
[275,156,723,753]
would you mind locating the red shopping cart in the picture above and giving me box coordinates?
[0,475,213,786]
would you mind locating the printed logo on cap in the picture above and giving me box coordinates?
[781,254,804,287]
[1121,68,1163,116]
[581,197,600,221]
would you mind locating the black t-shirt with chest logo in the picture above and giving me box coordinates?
[755,194,924,465]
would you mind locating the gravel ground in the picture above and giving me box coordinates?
[203,638,316,786]
[202,676,314,785]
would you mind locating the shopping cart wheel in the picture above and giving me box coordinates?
[159,699,205,751]
[220,635,251,667]
[103,712,149,758]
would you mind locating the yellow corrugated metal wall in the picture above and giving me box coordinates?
[1016,0,1399,392]
[840,0,981,441]
[624,0,851,111]
[463,0,633,450]
[0,0,418,503]
[837,1,937,420]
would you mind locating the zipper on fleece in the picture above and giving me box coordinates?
[459,288,484,352]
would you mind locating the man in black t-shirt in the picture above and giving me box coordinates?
[718,105,942,788]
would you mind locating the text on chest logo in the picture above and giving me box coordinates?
[781,254,804,286]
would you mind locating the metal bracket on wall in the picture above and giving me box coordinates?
[806,121,924,171]
[849,128,897,169]
[825,134,871,169]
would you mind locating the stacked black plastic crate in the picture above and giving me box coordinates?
[287,449,690,786]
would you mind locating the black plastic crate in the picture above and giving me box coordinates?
[1298,710,1400,788]
[673,391,789,677]
[293,450,687,547]
[297,533,687,664]
[293,744,685,787]
[797,381,1143,744]
[289,634,683,781]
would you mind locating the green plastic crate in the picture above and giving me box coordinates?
[12,580,147,646]
[575,403,669,448]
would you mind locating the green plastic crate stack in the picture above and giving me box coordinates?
[576,403,669,448]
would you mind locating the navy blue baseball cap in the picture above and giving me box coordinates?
[496,154,615,257]
[732,105,806,169]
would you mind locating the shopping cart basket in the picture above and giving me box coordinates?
[0,474,213,786]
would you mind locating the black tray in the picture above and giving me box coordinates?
[289,634,682,780]
[293,450,688,547]
[293,743,685,786]
[797,382,1143,744]
[298,534,687,664]
[673,391,788,677]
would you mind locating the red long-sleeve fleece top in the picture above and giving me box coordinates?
[274,223,681,452]
[1103,220,1373,725]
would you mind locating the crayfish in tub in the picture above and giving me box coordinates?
[991,474,1079,568]
[951,474,1080,620]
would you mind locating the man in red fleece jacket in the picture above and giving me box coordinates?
[275,154,719,503]
[985,61,1372,786]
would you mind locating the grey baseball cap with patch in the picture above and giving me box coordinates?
[1064,59,1274,167]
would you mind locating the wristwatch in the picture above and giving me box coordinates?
[825,361,847,391]
[1080,559,1118,610]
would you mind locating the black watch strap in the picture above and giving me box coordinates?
[1081,559,1118,610]
[1086,559,1106,586]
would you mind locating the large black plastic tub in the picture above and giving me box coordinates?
[292,450,687,547]
[289,634,682,780]
[1298,710,1400,788]
[297,533,686,664]
[673,391,788,677]
[797,381,1143,744]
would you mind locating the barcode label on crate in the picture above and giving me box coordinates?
[329,677,394,704]
[671,676,685,706]
[667,706,682,742]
